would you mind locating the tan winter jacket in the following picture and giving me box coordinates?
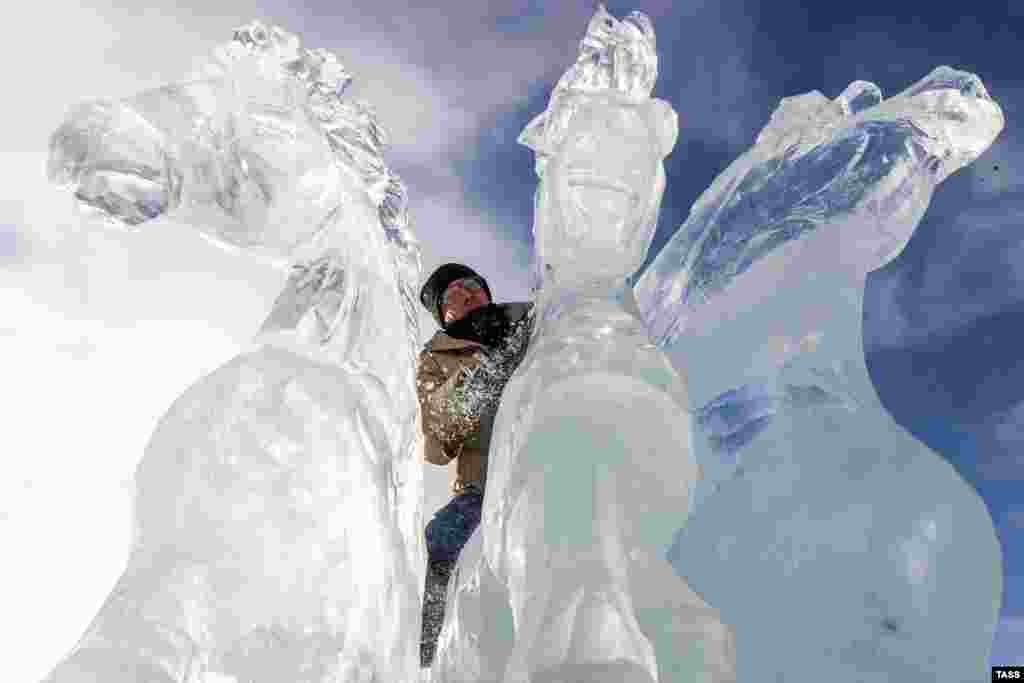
[416,302,532,495]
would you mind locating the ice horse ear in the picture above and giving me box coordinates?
[516,2,663,173]
[518,110,550,157]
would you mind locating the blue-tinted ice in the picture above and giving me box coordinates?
[42,5,1007,682]
[635,64,1005,681]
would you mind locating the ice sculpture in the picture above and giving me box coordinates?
[432,7,734,682]
[635,69,1006,679]
[44,5,1007,681]
[45,24,427,681]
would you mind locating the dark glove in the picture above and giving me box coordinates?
[443,303,512,349]
[447,309,534,427]
[423,306,535,453]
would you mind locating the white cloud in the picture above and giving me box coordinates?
[864,198,1024,351]
[412,189,534,307]
[0,285,243,682]
[672,34,762,147]
[859,89,1024,354]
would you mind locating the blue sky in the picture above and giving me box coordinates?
[1,0,1021,675]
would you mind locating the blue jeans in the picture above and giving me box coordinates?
[425,492,484,563]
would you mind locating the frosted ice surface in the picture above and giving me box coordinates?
[44,22,426,682]
[48,21,409,269]
[437,511,736,683]
[635,65,1004,347]
[430,6,734,682]
[43,5,1008,681]
[666,351,1004,681]
[634,67,1005,680]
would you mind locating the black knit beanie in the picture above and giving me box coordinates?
[419,263,493,328]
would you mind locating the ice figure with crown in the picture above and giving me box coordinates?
[45,23,426,681]
[430,8,734,682]
[632,57,1006,683]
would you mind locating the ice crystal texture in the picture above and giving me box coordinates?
[634,63,1005,681]
[42,4,1005,681]
[45,21,426,682]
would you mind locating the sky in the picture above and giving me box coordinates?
[1,0,1021,678]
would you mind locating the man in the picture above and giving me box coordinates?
[416,262,533,668]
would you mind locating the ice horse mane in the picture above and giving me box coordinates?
[194,21,423,354]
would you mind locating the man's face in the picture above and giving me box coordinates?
[441,278,490,324]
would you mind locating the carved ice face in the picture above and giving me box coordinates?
[533,93,677,284]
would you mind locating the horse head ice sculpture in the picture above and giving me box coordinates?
[433,7,734,682]
[635,64,1006,680]
[45,23,426,682]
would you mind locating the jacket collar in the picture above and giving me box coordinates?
[424,301,534,353]
[426,330,488,353]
